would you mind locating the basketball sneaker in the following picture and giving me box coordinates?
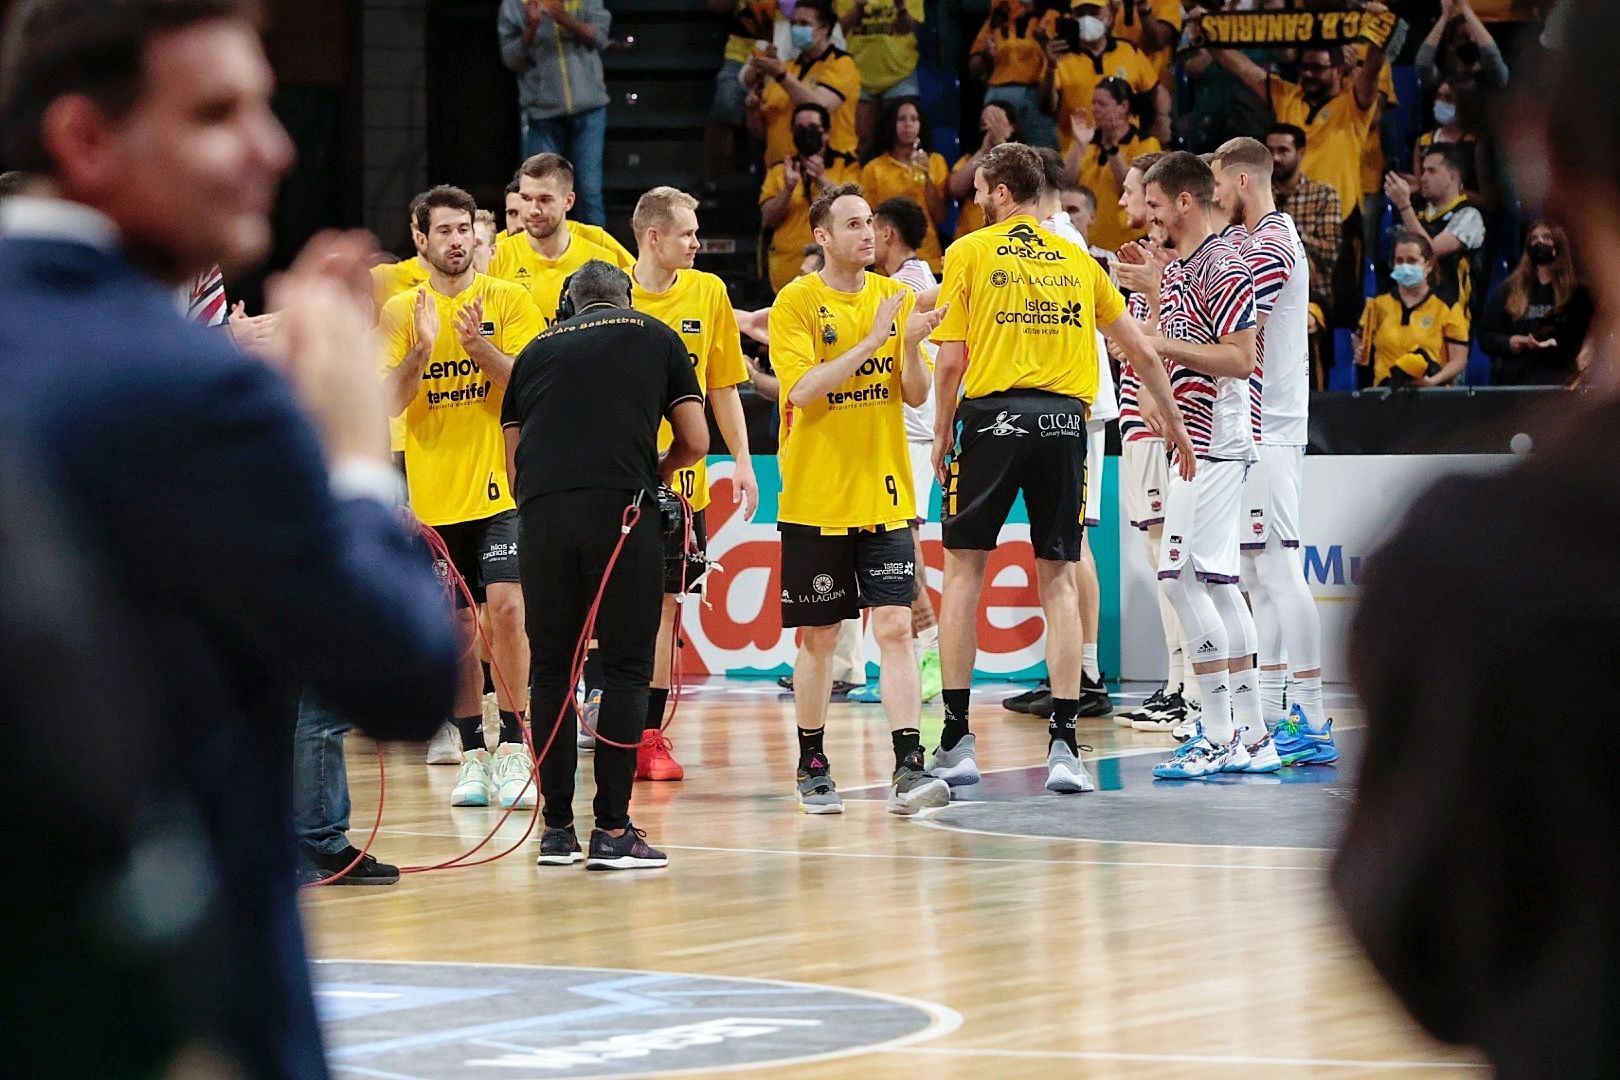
[493,744,537,809]
[450,748,494,806]
[1078,672,1114,718]
[1115,682,1171,728]
[1240,729,1283,773]
[846,682,882,703]
[425,721,463,765]
[918,648,943,703]
[1151,728,1222,780]
[887,750,951,815]
[577,689,600,751]
[1133,686,1191,732]
[796,754,844,815]
[1002,682,1049,714]
[636,729,684,781]
[1210,730,1251,772]
[536,825,582,866]
[585,824,668,870]
[1045,741,1095,793]
[1272,704,1339,766]
[928,733,980,786]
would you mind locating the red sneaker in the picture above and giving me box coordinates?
[636,729,685,781]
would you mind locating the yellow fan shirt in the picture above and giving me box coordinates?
[379,274,543,526]
[630,268,749,511]
[769,270,916,530]
[490,229,618,327]
[931,214,1123,404]
[570,221,635,269]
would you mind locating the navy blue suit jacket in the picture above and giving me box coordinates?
[0,235,458,1078]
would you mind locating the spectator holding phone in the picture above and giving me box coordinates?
[1478,220,1594,386]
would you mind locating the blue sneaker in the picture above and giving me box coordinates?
[1272,704,1338,766]
[846,682,882,703]
[1152,727,1222,780]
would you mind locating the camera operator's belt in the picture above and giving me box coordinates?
[783,520,913,537]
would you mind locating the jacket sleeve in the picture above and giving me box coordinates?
[1476,283,1515,361]
[580,0,612,49]
[53,352,458,740]
[498,0,535,72]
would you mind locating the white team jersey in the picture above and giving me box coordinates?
[1245,211,1311,446]
[892,256,938,444]
[1042,210,1118,422]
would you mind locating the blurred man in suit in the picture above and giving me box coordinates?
[0,0,458,1075]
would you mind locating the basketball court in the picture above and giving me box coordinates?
[301,681,1485,1079]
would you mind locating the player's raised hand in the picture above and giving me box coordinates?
[452,297,485,350]
[413,288,440,345]
[868,291,907,346]
[905,302,947,346]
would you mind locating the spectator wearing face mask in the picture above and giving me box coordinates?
[1415,0,1510,92]
[1478,220,1594,386]
[1356,230,1469,388]
[745,0,861,168]
[1043,1,1166,149]
[1385,144,1486,313]
[1410,75,1489,201]
[759,102,859,291]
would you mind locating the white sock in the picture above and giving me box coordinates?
[1259,669,1288,731]
[1293,675,1325,731]
[916,624,939,650]
[1082,643,1100,681]
[1195,668,1233,743]
[1183,652,1202,706]
[1231,666,1262,745]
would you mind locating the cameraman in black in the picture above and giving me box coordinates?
[501,260,707,870]
[760,103,859,293]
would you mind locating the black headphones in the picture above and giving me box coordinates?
[554,263,634,324]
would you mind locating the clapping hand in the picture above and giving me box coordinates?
[1069,110,1095,148]
[906,302,947,347]
[452,297,487,350]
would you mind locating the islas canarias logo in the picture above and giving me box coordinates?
[997,222,1065,262]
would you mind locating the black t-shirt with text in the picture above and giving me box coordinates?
[500,305,703,505]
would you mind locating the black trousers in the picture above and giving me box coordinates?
[519,488,662,832]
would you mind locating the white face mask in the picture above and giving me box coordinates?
[1432,101,1457,126]
[1077,14,1107,42]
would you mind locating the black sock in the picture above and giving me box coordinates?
[1049,698,1079,752]
[941,689,971,750]
[482,662,496,696]
[498,709,523,746]
[453,714,484,753]
[646,688,669,731]
[797,727,825,769]
[583,651,604,696]
[891,727,922,768]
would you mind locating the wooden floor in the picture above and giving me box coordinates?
[301,683,1484,1079]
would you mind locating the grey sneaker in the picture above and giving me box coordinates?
[887,751,951,816]
[1045,741,1095,794]
[577,689,600,751]
[536,825,582,866]
[796,755,844,815]
[928,733,981,787]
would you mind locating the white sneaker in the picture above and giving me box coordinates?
[928,733,980,786]
[1210,731,1251,773]
[450,748,494,806]
[1241,730,1282,773]
[1170,714,1200,743]
[1045,741,1095,794]
[425,722,463,765]
[493,744,537,809]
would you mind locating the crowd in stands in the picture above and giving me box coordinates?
[693,0,1595,388]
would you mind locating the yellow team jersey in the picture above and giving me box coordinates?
[859,152,949,273]
[1357,288,1469,386]
[1050,41,1159,155]
[379,274,543,526]
[761,47,862,166]
[951,152,986,239]
[931,214,1124,404]
[769,271,916,529]
[723,0,777,63]
[490,229,616,327]
[1268,75,1374,222]
[370,256,432,452]
[758,152,862,293]
[630,269,749,512]
[1076,129,1160,253]
[570,221,635,269]
[971,11,1055,86]
[1112,0,1183,72]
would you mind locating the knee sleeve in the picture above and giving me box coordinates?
[1243,550,1285,668]
[1256,541,1321,673]
[1165,572,1226,663]
[1210,582,1257,661]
